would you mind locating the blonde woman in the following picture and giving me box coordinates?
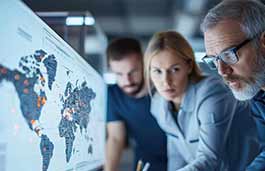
[144,31,258,171]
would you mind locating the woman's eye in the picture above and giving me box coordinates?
[151,69,162,74]
[171,67,179,73]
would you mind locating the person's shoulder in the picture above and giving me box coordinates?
[151,92,166,115]
[151,92,163,104]
[108,84,121,93]
[196,75,223,87]
[195,76,227,91]
[250,90,265,115]
[107,84,124,99]
[108,84,119,90]
[195,75,228,95]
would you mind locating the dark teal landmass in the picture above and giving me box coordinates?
[40,134,54,171]
[1,50,48,129]
[0,50,57,171]
[43,55,57,90]
[59,81,96,162]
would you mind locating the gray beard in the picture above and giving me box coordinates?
[231,50,265,101]
[231,81,261,101]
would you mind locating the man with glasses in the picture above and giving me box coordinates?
[201,0,265,170]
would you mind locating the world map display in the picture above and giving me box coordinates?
[0,1,106,171]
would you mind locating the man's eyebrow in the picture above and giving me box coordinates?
[220,44,236,53]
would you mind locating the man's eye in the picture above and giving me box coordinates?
[115,73,122,77]
[129,70,139,76]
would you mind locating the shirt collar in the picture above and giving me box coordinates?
[167,101,176,113]
[167,82,196,113]
[253,89,265,101]
[181,82,196,113]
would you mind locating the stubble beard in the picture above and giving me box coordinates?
[122,79,145,97]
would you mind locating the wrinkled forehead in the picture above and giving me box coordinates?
[204,20,246,55]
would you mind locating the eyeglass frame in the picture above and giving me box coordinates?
[202,37,254,70]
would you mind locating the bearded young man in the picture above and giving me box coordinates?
[105,38,167,171]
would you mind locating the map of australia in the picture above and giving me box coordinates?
[0,50,96,171]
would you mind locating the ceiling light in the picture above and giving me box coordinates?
[66,16,84,26]
[85,16,95,26]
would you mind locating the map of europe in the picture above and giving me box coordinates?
[0,50,96,171]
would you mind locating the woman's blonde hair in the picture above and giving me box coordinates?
[144,30,203,95]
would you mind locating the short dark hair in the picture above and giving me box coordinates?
[106,38,142,64]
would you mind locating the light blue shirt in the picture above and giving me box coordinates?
[151,76,259,171]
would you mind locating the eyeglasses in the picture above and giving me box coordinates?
[202,38,253,70]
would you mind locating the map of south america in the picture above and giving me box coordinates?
[0,50,57,171]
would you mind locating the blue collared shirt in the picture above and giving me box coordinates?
[247,90,265,171]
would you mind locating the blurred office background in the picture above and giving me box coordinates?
[21,0,245,170]
[22,0,229,78]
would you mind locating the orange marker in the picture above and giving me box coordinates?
[31,120,36,125]
[40,76,45,82]
[42,97,46,105]
[37,96,41,108]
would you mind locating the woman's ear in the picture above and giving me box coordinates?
[260,31,265,49]
[187,60,193,74]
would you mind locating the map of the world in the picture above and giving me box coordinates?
[0,1,106,171]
